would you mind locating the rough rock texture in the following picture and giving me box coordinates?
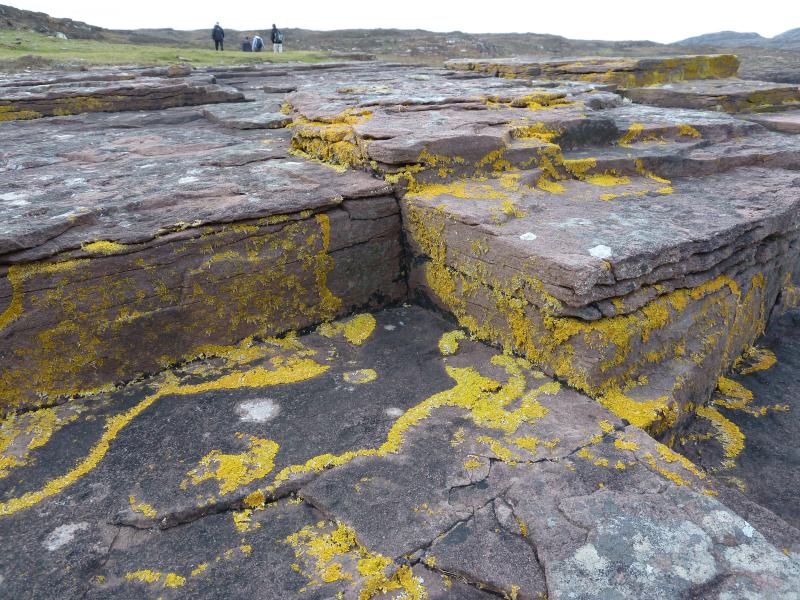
[266,59,800,435]
[0,68,244,120]
[3,58,800,599]
[744,109,800,133]
[623,78,800,113]
[0,101,403,413]
[678,309,800,531]
[1,307,797,600]
[444,55,741,88]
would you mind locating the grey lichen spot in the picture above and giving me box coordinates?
[43,522,89,551]
[236,398,280,423]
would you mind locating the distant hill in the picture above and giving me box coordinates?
[0,3,103,39]
[676,28,800,50]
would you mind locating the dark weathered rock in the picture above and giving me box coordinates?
[0,105,401,413]
[1,306,796,599]
[0,74,244,121]
[623,78,800,112]
[444,55,741,88]
[744,109,800,132]
[678,309,800,531]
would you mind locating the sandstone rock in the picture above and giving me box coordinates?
[744,109,800,133]
[1,306,795,599]
[623,78,800,112]
[444,55,741,88]
[2,58,800,599]
[0,75,244,121]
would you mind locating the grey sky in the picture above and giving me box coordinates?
[11,0,795,43]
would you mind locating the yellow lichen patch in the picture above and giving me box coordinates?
[438,330,467,356]
[655,443,706,480]
[597,390,671,430]
[598,420,615,433]
[678,124,702,138]
[536,176,565,194]
[164,573,187,588]
[695,405,745,460]
[450,428,465,447]
[562,157,597,178]
[318,313,377,347]
[244,358,557,506]
[463,457,484,470]
[81,240,128,255]
[124,570,163,584]
[343,369,378,384]
[289,110,372,169]
[185,435,280,496]
[477,435,518,462]
[232,509,261,532]
[734,346,777,376]
[405,180,508,201]
[585,173,632,187]
[129,495,157,519]
[0,355,329,517]
[190,563,209,577]
[510,122,560,143]
[635,159,671,185]
[619,123,644,147]
[0,406,80,478]
[0,104,43,121]
[642,452,692,487]
[715,375,753,409]
[285,521,426,599]
[513,436,540,454]
[613,437,639,451]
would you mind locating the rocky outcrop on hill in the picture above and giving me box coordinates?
[0,3,104,39]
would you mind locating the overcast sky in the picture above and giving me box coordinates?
[11,0,795,43]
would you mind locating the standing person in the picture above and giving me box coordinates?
[252,33,264,52]
[241,36,252,52]
[212,22,225,51]
[271,24,284,53]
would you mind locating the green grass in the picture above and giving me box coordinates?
[0,30,329,70]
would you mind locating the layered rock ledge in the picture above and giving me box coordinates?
[1,57,800,599]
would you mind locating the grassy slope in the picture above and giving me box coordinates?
[0,30,329,69]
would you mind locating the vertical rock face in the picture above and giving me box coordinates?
[443,54,742,87]
[267,60,800,436]
[0,104,404,413]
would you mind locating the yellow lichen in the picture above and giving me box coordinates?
[129,495,157,519]
[343,369,378,384]
[0,355,329,517]
[81,240,128,255]
[695,405,745,459]
[678,124,702,138]
[438,330,467,356]
[185,435,280,496]
[318,313,377,347]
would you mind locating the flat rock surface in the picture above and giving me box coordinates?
[0,106,390,261]
[1,306,798,599]
[744,109,800,133]
[623,78,800,112]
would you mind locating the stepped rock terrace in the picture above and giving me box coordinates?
[1,57,799,599]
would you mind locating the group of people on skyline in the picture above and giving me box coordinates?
[211,23,284,53]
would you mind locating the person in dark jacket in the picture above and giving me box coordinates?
[271,24,283,53]
[212,22,224,51]
[241,36,252,52]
